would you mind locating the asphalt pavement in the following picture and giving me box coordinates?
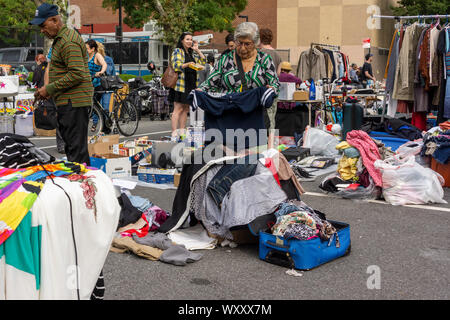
[33,118,450,302]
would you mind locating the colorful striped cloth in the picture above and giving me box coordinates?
[0,161,89,245]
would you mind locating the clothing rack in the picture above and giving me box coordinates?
[310,42,341,51]
[372,14,449,20]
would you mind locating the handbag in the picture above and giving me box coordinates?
[161,57,178,89]
[34,99,57,130]
[100,75,122,90]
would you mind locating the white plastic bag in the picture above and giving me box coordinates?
[374,155,447,206]
[0,75,19,98]
[396,139,430,168]
[302,126,340,157]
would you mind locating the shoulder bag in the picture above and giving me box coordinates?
[33,98,57,130]
[234,53,250,92]
[161,53,179,89]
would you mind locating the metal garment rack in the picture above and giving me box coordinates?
[310,42,340,51]
[371,14,449,21]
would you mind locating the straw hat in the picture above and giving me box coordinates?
[280,61,292,71]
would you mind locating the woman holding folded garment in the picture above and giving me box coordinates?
[198,22,280,147]
[169,32,206,140]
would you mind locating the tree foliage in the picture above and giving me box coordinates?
[391,0,449,17]
[0,0,37,46]
[102,0,247,46]
[0,0,69,48]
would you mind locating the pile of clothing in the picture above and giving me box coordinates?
[161,150,304,242]
[421,127,450,165]
[111,192,204,266]
[270,200,336,242]
[320,130,394,199]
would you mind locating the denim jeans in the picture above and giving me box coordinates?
[207,154,260,208]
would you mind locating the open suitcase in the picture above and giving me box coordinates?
[258,220,351,271]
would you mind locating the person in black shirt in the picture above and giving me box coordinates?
[360,53,376,85]
[31,54,48,88]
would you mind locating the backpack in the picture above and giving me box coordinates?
[104,56,116,76]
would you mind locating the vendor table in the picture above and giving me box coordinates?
[325,91,387,121]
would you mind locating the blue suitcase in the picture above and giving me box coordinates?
[258,220,351,270]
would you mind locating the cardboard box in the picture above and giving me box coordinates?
[293,90,309,101]
[137,166,176,184]
[431,157,450,187]
[174,173,181,187]
[88,134,120,157]
[90,153,132,178]
[279,82,296,100]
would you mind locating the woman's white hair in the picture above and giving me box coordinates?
[234,22,260,46]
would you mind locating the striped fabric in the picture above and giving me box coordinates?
[171,48,206,93]
[46,25,94,107]
[199,49,280,95]
[0,162,89,246]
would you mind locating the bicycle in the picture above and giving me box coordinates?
[88,78,139,137]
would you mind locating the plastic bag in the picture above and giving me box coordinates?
[396,139,430,168]
[374,155,447,206]
[302,126,340,157]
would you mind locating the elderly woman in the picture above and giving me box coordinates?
[198,22,280,148]
[199,22,279,94]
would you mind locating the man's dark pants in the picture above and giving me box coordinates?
[57,100,91,166]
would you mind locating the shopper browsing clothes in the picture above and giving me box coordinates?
[199,22,279,94]
[349,63,360,83]
[196,22,280,150]
[30,3,93,166]
[168,32,206,140]
[259,28,282,145]
[360,53,376,87]
[277,61,302,110]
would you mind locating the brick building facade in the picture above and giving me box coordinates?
[71,0,142,34]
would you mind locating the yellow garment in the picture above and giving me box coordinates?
[336,141,353,151]
[337,155,359,181]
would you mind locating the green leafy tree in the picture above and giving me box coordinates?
[0,0,69,50]
[102,0,247,46]
[391,0,449,17]
[0,0,37,47]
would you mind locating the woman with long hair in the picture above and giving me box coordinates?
[86,39,108,131]
[168,32,206,140]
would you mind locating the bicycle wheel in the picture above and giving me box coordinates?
[114,99,139,136]
[88,103,104,136]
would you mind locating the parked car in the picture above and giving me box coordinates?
[0,47,44,73]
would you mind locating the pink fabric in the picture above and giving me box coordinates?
[346,130,383,187]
